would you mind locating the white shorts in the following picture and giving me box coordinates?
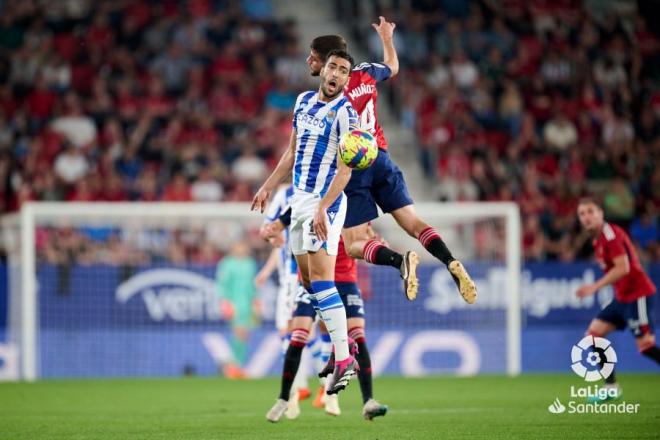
[275,274,299,331]
[290,189,346,256]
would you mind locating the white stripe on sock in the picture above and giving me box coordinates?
[638,297,649,325]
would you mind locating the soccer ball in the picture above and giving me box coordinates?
[339,129,378,170]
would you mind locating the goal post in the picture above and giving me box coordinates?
[365,202,521,377]
[3,201,521,381]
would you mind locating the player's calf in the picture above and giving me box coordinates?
[363,239,419,300]
[349,326,375,404]
[310,280,351,359]
[278,328,308,401]
[638,334,660,364]
[418,226,477,304]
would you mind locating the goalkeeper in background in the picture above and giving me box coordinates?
[216,241,258,379]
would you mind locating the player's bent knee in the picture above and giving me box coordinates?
[290,327,310,347]
[347,317,365,331]
[348,326,366,344]
[586,320,613,337]
[391,206,428,238]
[290,317,313,331]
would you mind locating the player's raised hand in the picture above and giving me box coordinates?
[260,220,285,241]
[313,207,329,242]
[251,186,271,213]
[372,16,396,40]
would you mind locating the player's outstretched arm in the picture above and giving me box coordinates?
[313,157,352,241]
[576,255,630,297]
[372,16,399,77]
[252,131,296,213]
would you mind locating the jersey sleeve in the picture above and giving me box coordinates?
[292,92,305,130]
[604,229,627,260]
[292,91,315,130]
[353,62,392,82]
[335,103,359,140]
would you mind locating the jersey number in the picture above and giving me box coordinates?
[360,99,376,133]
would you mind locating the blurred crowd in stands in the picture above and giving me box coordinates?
[1,0,658,264]
[0,0,309,211]
[345,0,660,262]
[0,0,308,264]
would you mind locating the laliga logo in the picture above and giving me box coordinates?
[570,335,617,382]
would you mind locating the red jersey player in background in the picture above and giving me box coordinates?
[576,198,659,399]
[305,18,476,305]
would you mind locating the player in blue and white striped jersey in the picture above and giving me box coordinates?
[256,183,298,336]
[252,50,359,423]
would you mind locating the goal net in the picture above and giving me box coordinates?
[1,201,520,381]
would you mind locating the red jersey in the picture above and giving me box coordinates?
[344,62,392,151]
[593,223,656,303]
[335,238,357,283]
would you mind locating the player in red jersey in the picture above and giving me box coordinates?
[305,18,476,304]
[576,198,659,398]
[265,221,387,422]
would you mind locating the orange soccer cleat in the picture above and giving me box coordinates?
[312,385,326,408]
[298,387,311,401]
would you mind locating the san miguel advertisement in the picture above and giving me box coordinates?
[0,263,658,379]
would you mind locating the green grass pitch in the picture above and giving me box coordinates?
[1,375,659,439]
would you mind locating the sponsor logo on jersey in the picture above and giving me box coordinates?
[296,112,327,132]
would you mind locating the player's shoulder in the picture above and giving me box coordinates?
[295,90,317,108]
[601,223,625,242]
[336,96,357,118]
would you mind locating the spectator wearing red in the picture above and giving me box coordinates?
[161,173,192,202]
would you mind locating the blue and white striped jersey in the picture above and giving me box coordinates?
[292,90,358,197]
[264,185,297,282]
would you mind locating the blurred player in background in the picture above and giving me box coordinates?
[576,198,659,399]
[255,183,298,342]
[252,50,360,421]
[305,17,477,304]
[215,241,258,379]
[255,182,316,404]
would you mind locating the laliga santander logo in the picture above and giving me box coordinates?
[570,335,618,382]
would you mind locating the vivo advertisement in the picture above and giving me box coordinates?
[0,263,658,379]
